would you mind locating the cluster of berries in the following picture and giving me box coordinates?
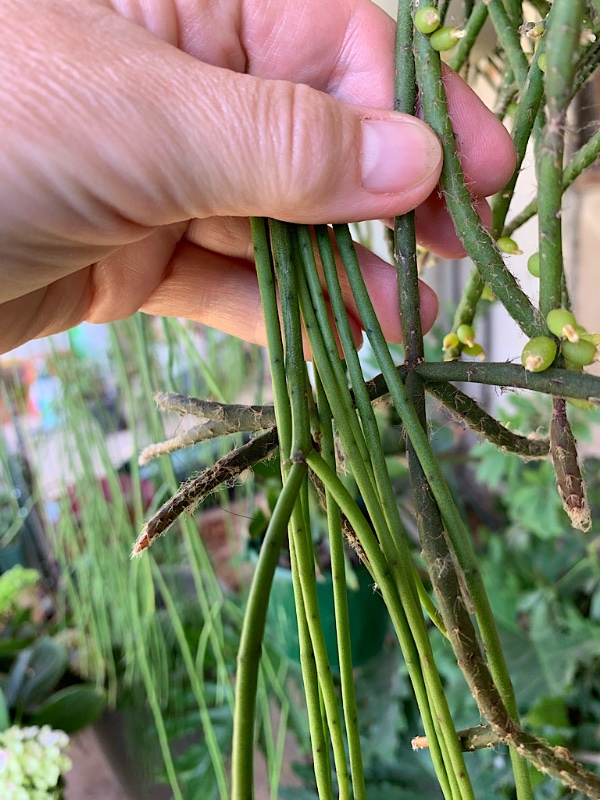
[413,6,465,52]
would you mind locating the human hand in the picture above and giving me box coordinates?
[0,0,515,354]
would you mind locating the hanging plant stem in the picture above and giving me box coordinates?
[314,370,367,800]
[231,460,307,800]
[296,228,467,798]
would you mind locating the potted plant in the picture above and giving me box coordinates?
[0,566,107,798]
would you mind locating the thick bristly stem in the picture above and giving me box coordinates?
[505,129,600,237]
[550,397,591,532]
[414,25,543,338]
[154,392,276,427]
[425,382,549,459]
[365,362,600,405]
[538,0,585,317]
[132,428,278,555]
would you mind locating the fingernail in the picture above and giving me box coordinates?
[361,116,441,193]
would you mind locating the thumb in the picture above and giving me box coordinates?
[2,3,442,253]
[172,65,443,224]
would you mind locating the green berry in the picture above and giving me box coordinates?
[429,26,465,52]
[521,336,557,372]
[538,53,547,73]
[527,252,540,277]
[505,102,518,118]
[561,338,598,367]
[414,6,441,35]
[497,236,523,255]
[481,284,495,302]
[456,324,475,346]
[463,343,484,359]
[442,332,459,350]
[546,308,579,342]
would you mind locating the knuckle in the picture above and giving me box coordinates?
[257,80,346,218]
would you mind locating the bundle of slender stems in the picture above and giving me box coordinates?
[138,1,600,798]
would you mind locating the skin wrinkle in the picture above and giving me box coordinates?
[0,0,516,356]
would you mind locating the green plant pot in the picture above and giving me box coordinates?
[266,563,388,675]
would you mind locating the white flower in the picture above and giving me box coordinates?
[0,724,71,796]
[37,727,68,749]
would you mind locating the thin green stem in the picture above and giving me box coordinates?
[447,41,547,357]
[231,461,307,800]
[251,217,292,454]
[502,0,523,27]
[306,452,455,800]
[491,43,547,237]
[288,505,336,800]
[314,371,367,800]
[296,232,458,798]
[311,227,471,797]
[448,3,489,73]
[269,220,312,456]
[487,0,529,90]
[271,220,350,798]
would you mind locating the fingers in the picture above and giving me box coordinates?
[137,233,438,347]
[413,195,492,259]
[184,218,439,343]
[136,239,367,355]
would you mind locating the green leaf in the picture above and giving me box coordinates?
[508,480,565,539]
[6,637,68,712]
[30,684,107,733]
[526,695,570,729]
[473,443,512,490]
